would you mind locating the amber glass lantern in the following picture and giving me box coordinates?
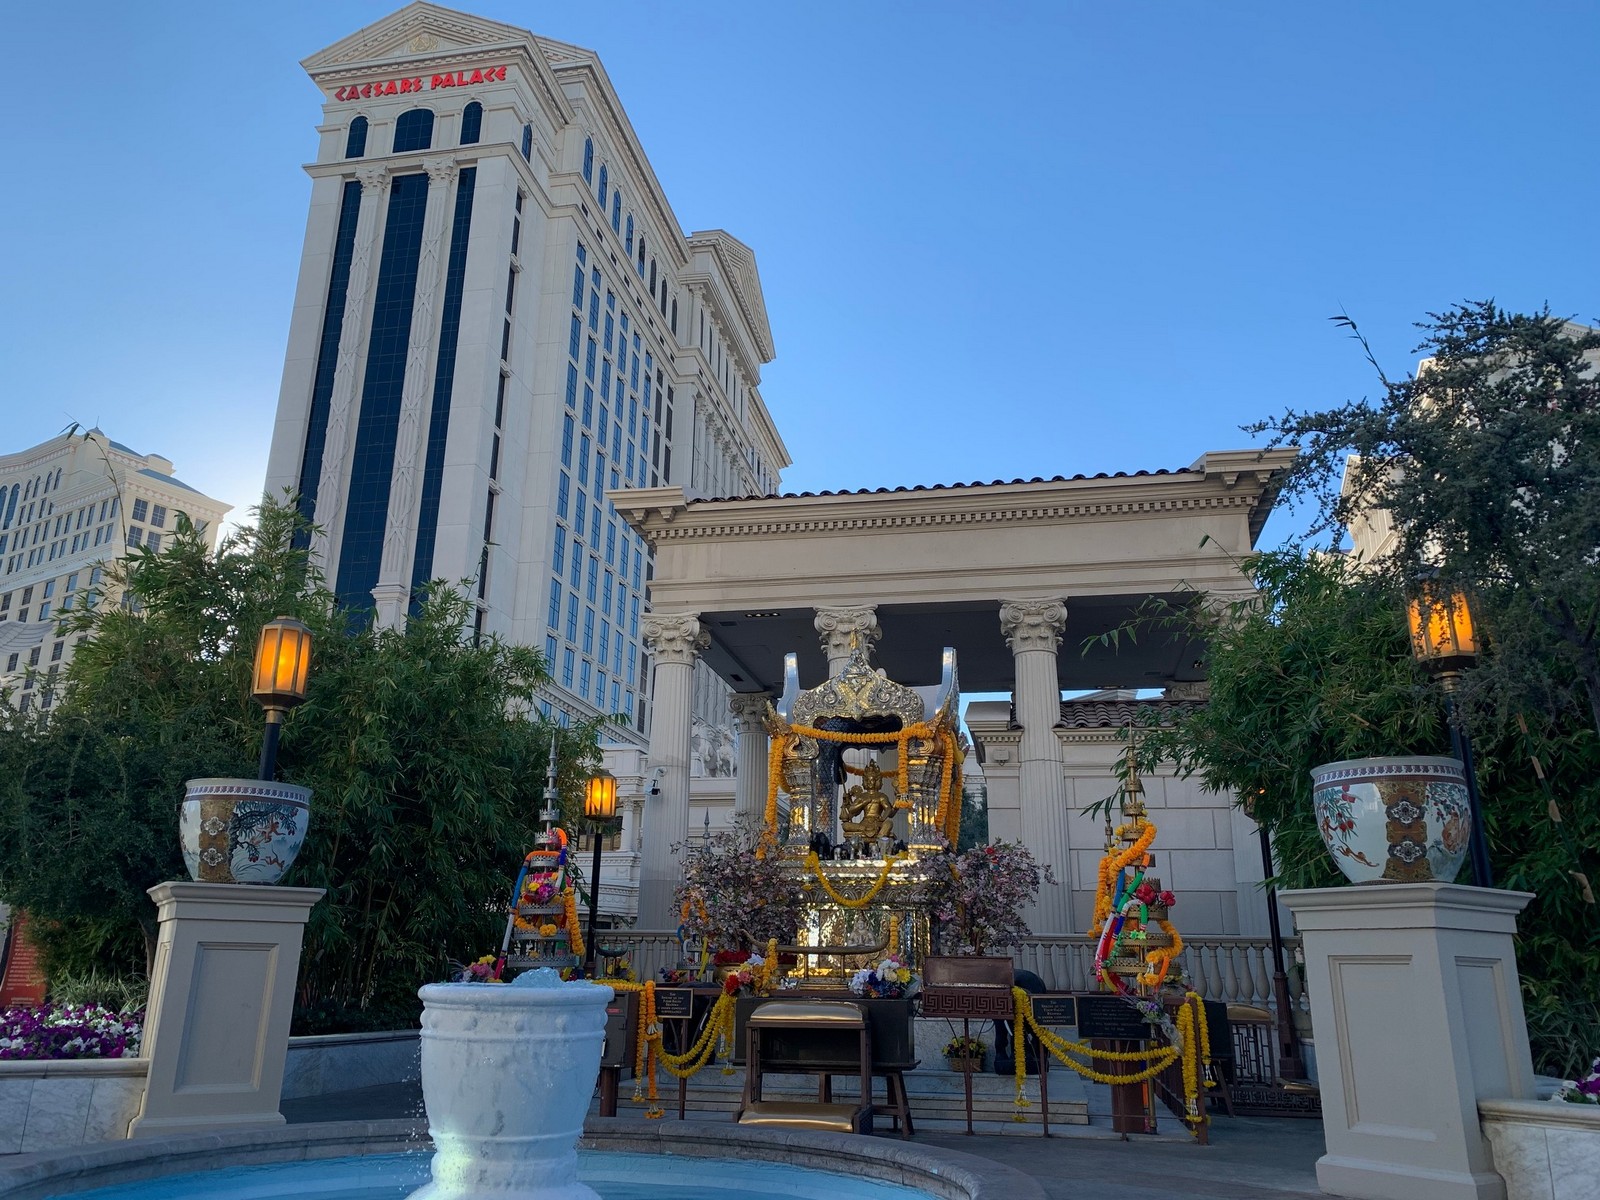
[1406,579,1478,681]
[252,617,313,779]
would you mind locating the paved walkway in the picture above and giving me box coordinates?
[283,1080,1325,1199]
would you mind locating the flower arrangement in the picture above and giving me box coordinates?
[673,815,805,951]
[600,958,636,983]
[849,955,914,999]
[658,967,691,986]
[0,1003,143,1059]
[538,923,561,937]
[943,1033,987,1061]
[1553,1057,1600,1104]
[926,841,1057,956]
[522,879,558,906]
[712,949,751,967]
[454,954,505,983]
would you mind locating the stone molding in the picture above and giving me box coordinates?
[1000,599,1067,654]
[422,155,459,185]
[640,613,707,664]
[813,606,880,662]
[728,693,771,726]
[355,166,391,195]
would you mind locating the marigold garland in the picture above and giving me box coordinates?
[803,851,903,908]
[606,978,738,1116]
[1007,987,1185,1116]
[563,888,584,962]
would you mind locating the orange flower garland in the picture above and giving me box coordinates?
[563,888,584,962]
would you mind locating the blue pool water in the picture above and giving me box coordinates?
[71,1150,934,1200]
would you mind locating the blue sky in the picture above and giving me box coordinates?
[4,1,1596,546]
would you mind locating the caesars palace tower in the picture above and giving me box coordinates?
[264,3,789,749]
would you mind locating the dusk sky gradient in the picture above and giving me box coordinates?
[4,1,1596,550]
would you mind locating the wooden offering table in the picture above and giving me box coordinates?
[738,1000,874,1134]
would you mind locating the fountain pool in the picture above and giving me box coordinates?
[66,1149,936,1200]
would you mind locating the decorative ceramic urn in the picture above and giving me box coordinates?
[410,971,612,1200]
[179,777,312,885]
[1309,756,1471,885]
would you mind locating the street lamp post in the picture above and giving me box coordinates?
[582,767,618,978]
[251,617,313,781]
[1406,579,1493,888]
[1249,797,1305,1080]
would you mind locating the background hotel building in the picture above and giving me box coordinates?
[263,1,789,787]
[0,430,230,709]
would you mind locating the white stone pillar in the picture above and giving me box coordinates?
[1000,598,1072,936]
[130,882,323,1138]
[1283,883,1536,1200]
[730,693,771,820]
[311,166,388,568]
[639,613,706,928]
[814,605,880,674]
[373,155,459,631]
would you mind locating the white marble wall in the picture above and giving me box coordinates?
[0,1060,148,1152]
[1482,1099,1600,1200]
[280,1029,420,1100]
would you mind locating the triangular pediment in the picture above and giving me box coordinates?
[302,2,534,73]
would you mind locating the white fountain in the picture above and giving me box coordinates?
[408,969,614,1200]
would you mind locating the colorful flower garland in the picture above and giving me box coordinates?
[803,851,904,908]
[563,887,584,963]
[608,979,738,1118]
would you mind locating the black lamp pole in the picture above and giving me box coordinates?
[1256,822,1304,1080]
[1443,679,1494,889]
[258,711,284,781]
[584,823,604,979]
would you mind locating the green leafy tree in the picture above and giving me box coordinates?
[1253,303,1600,737]
[0,496,602,1029]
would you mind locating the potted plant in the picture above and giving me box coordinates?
[924,840,1056,959]
[943,1033,988,1073]
[848,955,915,1000]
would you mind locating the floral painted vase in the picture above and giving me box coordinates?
[1309,756,1471,885]
[179,777,312,885]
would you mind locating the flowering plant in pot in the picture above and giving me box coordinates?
[943,1033,988,1072]
[1553,1057,1600,1104]
[849,954,915,999]
[0,1003,144,1059]
[926,841,1056,956]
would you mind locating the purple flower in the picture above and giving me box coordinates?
[0,1004,143,1060]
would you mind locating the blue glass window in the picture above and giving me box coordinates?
[561,415,574,467]
[625,215,633,253]
[637,235,645,274]
[410,166,477,602]
[572,264,584,308]
[562,647,575,688]
[548,579,562,628]
[603,311,613,353]
[611,191,621,231]
[521,123,533,160]
[599,620,610,664]
[570,551,582,589]
[575,490,587,532]
[583,605,595,651]
[295,180,362,532]
[578,436,591,485]
[546,635,558,664]
[576,242,586,265]
[600,360,611,399]
[566,594,579,641]
[590,504,601,546]
[569,315,582,359]
[345,116,368,158]
[598,164,608,205]
[582,386,593,427]
[582,137,593,182]
[553,523,566,573]
[565,366,579,410]
[579,659,591,698]
[336,172,431,610]
[557,472,570,518]
[605,523,617,565]
[596,670,607,705]
[588,290,599,331]
[648,258,656,292]
[460,102,482,145]
[611,423,622,460]
[393,109,435,153]
[670,297,677,334]
[585,339,596,381]
[586,558,598,604]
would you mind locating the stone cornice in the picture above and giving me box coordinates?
[609,457,1292,546]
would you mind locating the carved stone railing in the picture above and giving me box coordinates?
[1013,935,1309,1021]
[589,930,685,981]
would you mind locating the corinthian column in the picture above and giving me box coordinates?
[1000,598,1072,936]
[639,613,707,927]
[373,156,458,631]
[312,166,389,568]
[729,693,772,820]
[814,606,880,674]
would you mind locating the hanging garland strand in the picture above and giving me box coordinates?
[803,851,904,908]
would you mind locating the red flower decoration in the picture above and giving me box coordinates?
[723,975,740,995]
[1133,882,1158,903]
[1158,890,1177,908]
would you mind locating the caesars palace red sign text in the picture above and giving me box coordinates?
[332,65,507,102]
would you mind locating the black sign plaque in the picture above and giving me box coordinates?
[653,988,693,1019]
[1029,994,1078,1026]
[1074,993,1151,1042]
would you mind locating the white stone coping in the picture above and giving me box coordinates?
[0,1057,148,1081]
[0,1116,1046,1200]
[285,1029,418,1050]
[1481,1096,1600,1131]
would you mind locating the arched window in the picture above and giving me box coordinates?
[520,123,533,161]
[611,191,621,232]
[392,108,435,153]
[670,297,678,334]
[637,236,645,275]
[344,115,368,159]
[598,164,608,206]
[582,137,594,182]
[460,102,482,146]
[649,258,656,292]
[625,215,633,254]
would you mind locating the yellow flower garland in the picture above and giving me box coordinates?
[803,851,903,908]
[606,979,739,1116]
[563,887,584,962]
[1007,987,1183,1115]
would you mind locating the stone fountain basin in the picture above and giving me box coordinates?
[0,1117,1045,1200]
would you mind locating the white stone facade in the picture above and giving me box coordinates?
[0,430,230,709]
[262,2,790,771]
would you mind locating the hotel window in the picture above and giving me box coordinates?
[566,594,578,641]
[561,414,575,466]
[556,472,570,519]
[150,505,166,529]
[637,235,645,274]
[583,607,595,653]
[146,533,161,552]
[611,191,621,232]
[598,165,608,206]
[460,101,482,145]
[582,137,593,182]
[345,116,368,159]
[128,527,143,547]
[625,215,633,253]
[39,603,49,620]
[548,579,561,628]
[393,108,435,153]
[671,297,678,334]
[552,524,566,573]
[50,641,63,662]
[579,659,591,699]
[562,647,575,688]
[132,499,148,523]
[520,123,533,161]
[649,259,656,291]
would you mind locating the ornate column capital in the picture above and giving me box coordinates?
[728,692,771,728]
[814,606,880,663]
[1000,598,1068,654]
[422,155,458,185]
[641,613,707,665]
[355,166,391,195]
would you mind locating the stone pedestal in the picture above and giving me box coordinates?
[130,882,323,1138]
[1282,883,1535,1200]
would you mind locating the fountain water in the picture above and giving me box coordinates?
[408,969,611,1200]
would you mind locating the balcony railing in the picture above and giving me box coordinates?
[592,931,1308,1021]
